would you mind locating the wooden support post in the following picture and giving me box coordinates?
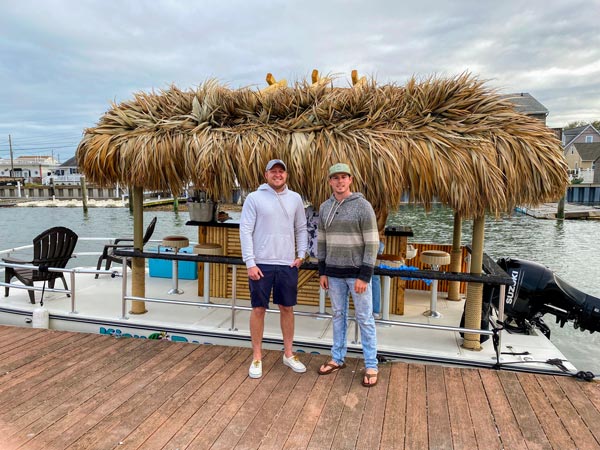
[557,193,566,219]
[80,176,88,213]
[462,215,485,350]
[130,186,147,314]
[197,225,207,297]
[448,212,462,301]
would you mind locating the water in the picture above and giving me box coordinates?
[2,205,600,373]
[390,205,600,374]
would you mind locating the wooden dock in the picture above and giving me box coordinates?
[1,325,600,449]
[517,203,600,219]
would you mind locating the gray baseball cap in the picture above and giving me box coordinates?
[265,159,287,171]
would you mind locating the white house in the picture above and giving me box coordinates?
[0,155,60,183]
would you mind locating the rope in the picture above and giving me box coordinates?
[491,324,504,369]
[39,264,49,307]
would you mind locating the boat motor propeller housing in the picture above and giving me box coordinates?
[464,257,600,340]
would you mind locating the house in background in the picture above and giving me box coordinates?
[43,156,81,185]
[564,142,600,183]
[0,155,59,184]
[504,93,549,124]
[562,124,600,148]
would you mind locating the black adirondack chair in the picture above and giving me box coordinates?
[95,216,157,278]
[3,226,79,304]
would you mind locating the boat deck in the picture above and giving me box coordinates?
[0,267,575,373]
[0,325,599,449]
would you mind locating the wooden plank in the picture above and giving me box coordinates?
[159,349,256,449]
[0,327,74,356]
[404,364,428,450]
[207,352,293,449]
[498,371,552,450]
[332,364,371,450]
[128,346,250,450]
[183,351,281,449]
[578,378,600,414]
[443,367,477,450]
[460,368,501,449]
[516,372,576,450]
[113,346,239,450]
[1,336,139,426]
[478,370,527,450]
[0,331,91,389]
[0,332,116,411]
[555,376,600,445]
[536,374,599,449]
[22,341,193,450]
[306,358,360,449]
[3,328,600,450]
[237,355,318,449]
[66,343,214,450]
[355,363,391,449]
[425,365,453,450]
[3,337,149,449]
[0,326,46,354]
[282,357,339,449]
[4,338,171,450]
[380,362,408,450]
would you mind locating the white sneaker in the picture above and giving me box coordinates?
[283,354,306,373]
[249,359,262,378]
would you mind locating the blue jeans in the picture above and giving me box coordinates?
[328,277,378,370]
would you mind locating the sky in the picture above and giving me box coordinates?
[1,0,599,163]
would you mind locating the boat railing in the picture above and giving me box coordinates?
[0,260,119,313]
[0,237,128,260]
[115,248,512,345]
[0,244,512,353]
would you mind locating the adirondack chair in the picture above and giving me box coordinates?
[95,216,157,278]
[3,226,79,304]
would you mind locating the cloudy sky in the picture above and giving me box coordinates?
[1,0,599,162]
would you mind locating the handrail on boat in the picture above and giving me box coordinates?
[113,250,500,344]
[114,248,514,286]
[0,248,504,352]
[0,260,119,314]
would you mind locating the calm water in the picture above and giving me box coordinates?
[2,205,600,373]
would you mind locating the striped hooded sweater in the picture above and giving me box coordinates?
[317,193,379,282]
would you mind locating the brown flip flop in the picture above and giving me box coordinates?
[318,361,346,375]
[362,371,378,387]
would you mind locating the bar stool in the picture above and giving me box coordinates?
[193,243,223,304]
[420,250,451,318]
[162,236,189,294]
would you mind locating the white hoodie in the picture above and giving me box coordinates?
[239,183,308,268]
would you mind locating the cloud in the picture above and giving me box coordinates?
[1,0,599,158]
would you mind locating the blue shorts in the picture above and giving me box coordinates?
[249,264,298,308]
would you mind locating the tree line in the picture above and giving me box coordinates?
[566,120,600,130]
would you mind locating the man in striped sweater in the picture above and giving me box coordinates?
[317,163,380,387]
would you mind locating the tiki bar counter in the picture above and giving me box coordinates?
[186,218,469,316]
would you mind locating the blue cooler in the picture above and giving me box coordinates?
[149,246,198,280]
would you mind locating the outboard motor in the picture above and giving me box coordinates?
[465,257,600,339]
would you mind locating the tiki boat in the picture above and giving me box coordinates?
[3,71,593,376]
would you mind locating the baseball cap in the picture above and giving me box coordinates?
[265,159,287,171]
[328,163,352,178]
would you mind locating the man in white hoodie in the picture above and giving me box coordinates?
[240,159,308,379]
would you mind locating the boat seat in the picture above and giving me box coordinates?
[95,217,157,278]
[3,226,78,304]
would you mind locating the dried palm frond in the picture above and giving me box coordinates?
[77,73,568,218]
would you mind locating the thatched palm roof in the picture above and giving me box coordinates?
[76,73,568,218]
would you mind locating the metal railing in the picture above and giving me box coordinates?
[0,243,511,352]
[0,261,119,313]
[115,248,512,345]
